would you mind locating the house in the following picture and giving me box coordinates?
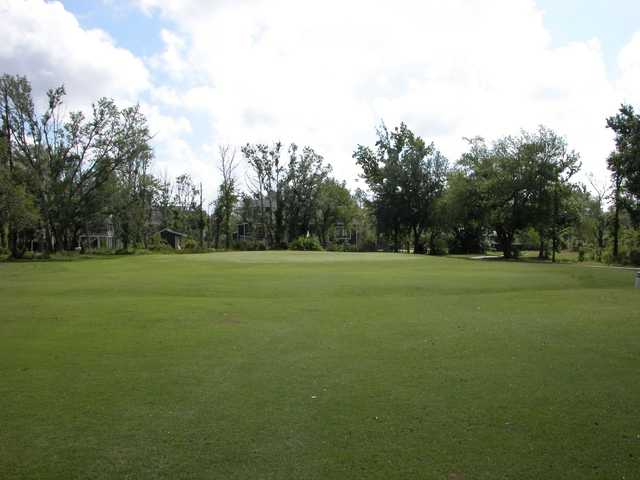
[235,193,277,242]
[159,228,187,249]
[78,216,121,250]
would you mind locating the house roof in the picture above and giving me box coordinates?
[159,228,187,237]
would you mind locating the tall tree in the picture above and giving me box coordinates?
[530,127,580,262]
[283,144,330,239]
[2,74,152,253]
[216,145,238,249]
[457,136,532,259]
[316,178,357,244]
[354,123,448,253]
[607,105,640,224]
[241,142,284,247]
[587,174,610,262]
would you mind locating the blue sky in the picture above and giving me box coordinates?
[62,0,640,75]
[62,1,164,57]
[537,0,640,72]
[2,0,640,195]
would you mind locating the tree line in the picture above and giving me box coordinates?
[1,74,639,264]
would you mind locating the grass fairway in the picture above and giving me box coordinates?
[1,252,639,479]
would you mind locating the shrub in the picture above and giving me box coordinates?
[326,242,358,252]
[289,235,323,251]
[429,237,449,256]
[183,238,198,250]
[149,233,172,252]
[82,247,116,255]
[578,246,586,262]
[357,239,378,252]
[603,229,640,266]
[234,239,261,251]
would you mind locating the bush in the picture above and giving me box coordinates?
[183,238,198,250]
[273,241,289,250]
[603,229,640,266]
[82,247,116,255]
[429,237,449,256]
[149,233,172,252]
[326,242,358,252]
[233,239,263,251]
[289,235,323,251]
[357,239,378,252]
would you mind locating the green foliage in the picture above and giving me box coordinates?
[289,235,323,251]
[316,178,357,244]
[428,235,449,256]
[233,239,266,251]
[441,170,485,254]
[354,122,448,253]
[607,104,640,224]
[618,227,640,265]
[456,128,579,260]
[578,246,586,262]
[283,144,331,239]
[1,73,152,253]
[183,238,198,250]
[148,232,172,252]
[241,142,284,246]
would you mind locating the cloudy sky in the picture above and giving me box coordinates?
[2,0,640,197]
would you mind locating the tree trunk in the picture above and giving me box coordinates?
[412,225,422,254]
[498,228,513,259]
[214,221,220,250]
[44,225,53,256]
[224,216,231,250]
[393,224,399,253]
[552,186,558,263]
[538,233,545,259]
[612,175,621,260]
[275,188,283,246]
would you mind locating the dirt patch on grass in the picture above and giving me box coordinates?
[219,313,242,325]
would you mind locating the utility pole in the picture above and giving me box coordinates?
[199,182,205,247]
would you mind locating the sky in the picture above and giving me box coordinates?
[2,0,640,199]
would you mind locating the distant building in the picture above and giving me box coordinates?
[79,216,120,250]
[235,193,277,242]
[159,228,187,250]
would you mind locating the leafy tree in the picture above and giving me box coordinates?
[607,105,640,223]
[241,142,285,247]
[215,145,238,249]
[354,123,448,253]
[283,144,331,239]
[441,141,486,254]
[1,74,152,253]
[527,127,580,261]
[0,168,39,257]
[316,178,357,244]
[107,108,154,249]
[457,135,531,259]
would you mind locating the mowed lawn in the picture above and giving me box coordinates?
[1,252,639,479]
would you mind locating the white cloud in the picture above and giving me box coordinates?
[148,29,189,80]
[133,0,632,188]
[0,0,210,195]
[617,32,640,106]
[0,0,149,108]
[4,0,639,197]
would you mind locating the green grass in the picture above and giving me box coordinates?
[1,252,639,479]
